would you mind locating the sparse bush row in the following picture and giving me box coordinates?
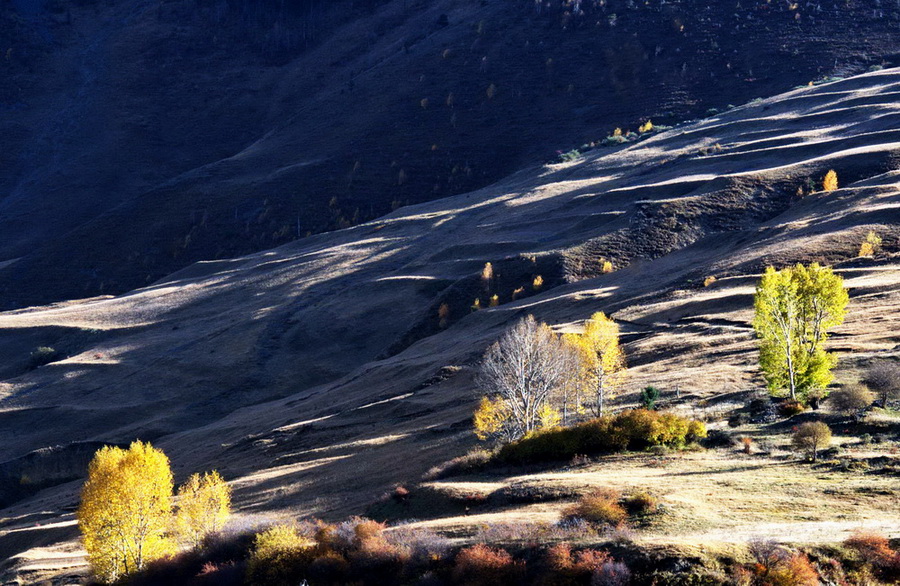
[118,521,900,586]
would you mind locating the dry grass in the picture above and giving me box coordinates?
[398,447,900,546]
[5,68,900,580]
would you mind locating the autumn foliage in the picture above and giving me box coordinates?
[453,544,525,586]
[496,409,706,465]
[77,441,175,582]
[176,471,232,547]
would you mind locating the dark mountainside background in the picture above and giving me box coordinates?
[2,0,900,308]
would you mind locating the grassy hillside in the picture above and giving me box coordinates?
[3,0,900,306]
[1,67,900,581]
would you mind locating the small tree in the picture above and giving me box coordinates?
[822,169,839,192]
[473,396,513,442]
[481,262,494,284]
[865,361,900,406]
[753,263,848,402]
[792,421,831,461]
[858,231,882,257]
[830,383,874,419]
[640,386,660,410]
[77,441,175,582]
[175,471,232,547]
[568,312,627,416]
[478,316,572,439]
[438,303,450,328]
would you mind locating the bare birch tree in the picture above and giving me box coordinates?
[477,315,572,439]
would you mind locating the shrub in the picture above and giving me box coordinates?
[539,544,614,584]
[844,532,896,571]
[640,386,660,410]
[765,554,819,586]
[742,541,817,586]
[564,489,627,527]
[422,449,492,480]
[778,400,805,418]
[574,549,612,574]
[495,410,706,465]
[865,361,900,406]
[592,561,632,586]
[453,544,524,586]
[438,303,450,328]
[347,532,409,583]
[384,524,451,564]
[858,230,882,257]
[830,383,874,416]
[246,525,315,586]
[29,346,59,369]
[792,422,831,462]
[623,491,658,515]
[306,551,349,584]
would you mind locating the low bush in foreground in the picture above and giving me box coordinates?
[115,520,894,586]
[844,532,900,583]
[564,489,628,528]
[495,410,707,465]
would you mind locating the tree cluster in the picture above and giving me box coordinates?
[77,441,232,583]
[475,312,627,442]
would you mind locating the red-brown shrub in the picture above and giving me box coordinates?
[537,544,612,585]
[354,518,387,543]
[765,554,818,586]
[544,542,575,574]
[453,544,525,586]
[845,532,900,581]
[346,532,411,585]
[744,542,819,586]
[564,489,627,527]
[573,549,612,575]
[778,400,806,418]
[845,532,894,565]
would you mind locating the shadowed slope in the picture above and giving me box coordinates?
[4,0,900,307]
[3,68,900,577]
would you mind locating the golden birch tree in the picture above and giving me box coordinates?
[568,312,627,416]
[77,441,175,583]
[175,471,232,547]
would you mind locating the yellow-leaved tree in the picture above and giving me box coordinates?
[822,169,839,192]
[77,441,175,583]
[175,471,232,547]
[473,396,511,441]
[567,312,627,416]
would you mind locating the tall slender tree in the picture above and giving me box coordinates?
[753,263,848,402]
[567,312,627,416]
[477,316,571,439]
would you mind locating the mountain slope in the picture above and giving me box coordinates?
[3,67,900,577]
[3,0,900,306]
